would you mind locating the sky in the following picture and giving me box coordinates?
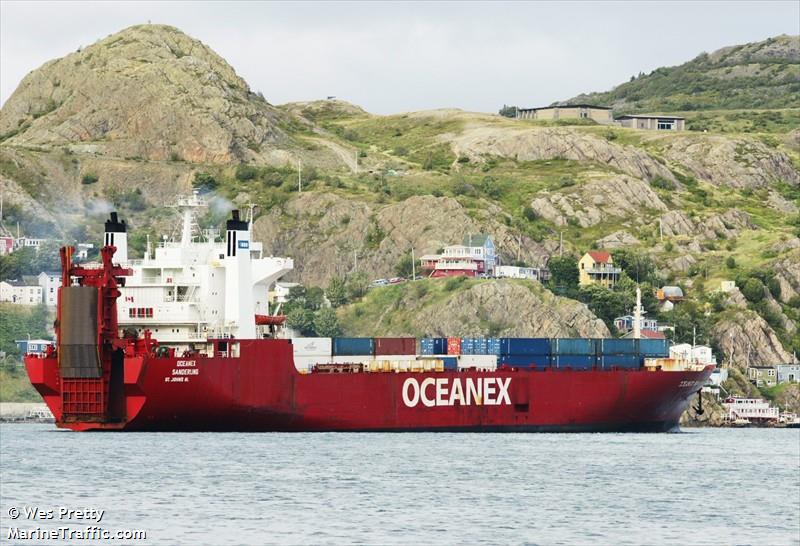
[1,1,798,114]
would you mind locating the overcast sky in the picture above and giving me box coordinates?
[1,1,798,114]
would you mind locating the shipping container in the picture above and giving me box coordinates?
[458,355,498,370]
[550,338,597,356]
[498,354,551,368]
[441,357,458,370]
[447,337,462,355]
[486,338,501,355]
[374,337,416,355]
[501,338,550,356]
[551,354,595,370]
[291,337,332,357]
[600,339,638,355]
[332,337,375,356]
[420,338,448,355]
[599,354,641,370]
[639,339,669,357]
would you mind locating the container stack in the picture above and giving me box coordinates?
[599,339,640,369]
[498,338,551,369]
[374,337,416,356]
[420,338,447,355]
[550,338,596,370]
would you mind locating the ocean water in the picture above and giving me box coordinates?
[0,425,798,545]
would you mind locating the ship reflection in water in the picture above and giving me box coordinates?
[1,424,798,545]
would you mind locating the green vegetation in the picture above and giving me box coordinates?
[0,303,51,357]
[0,365,40,402]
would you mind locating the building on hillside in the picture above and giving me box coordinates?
[271,281,300,304]
[718,280,736,293]
[747,365,777,388]
[516,104,613,124]
[776,364,800,384]
[75,243,95,261]
[578,251,621,288]
[14,237,47,251]
[37,272,61,306]
[657,285,684,302]
[420,234,496,278]
[707,367,728,387]
[614,314,659,335]
[722,397,779,424]
[494,265,550,282]
[15,339,53,355]
[616,114,685,131]
[0,280,43,305]
[0,236,13,256]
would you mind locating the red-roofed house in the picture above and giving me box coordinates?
[579,251,621,288]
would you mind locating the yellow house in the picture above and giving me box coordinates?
[578,251,621,288]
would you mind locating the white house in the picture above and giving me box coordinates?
[670,343,717,366]
[0,280,43,305]
[271,281,300,304]
[75,243,95,261]
[776,364,800,384]
[14,237,47,250]
[37,272,61,306]
[494,265,550,281]
[420,234,496,278]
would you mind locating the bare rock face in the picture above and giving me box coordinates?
[775,384,800,414]
[671,254,697,273]
[712,310,793,369]
[596,230,640,248]
[1,24,291,163]
[768,191,799,215]
[530,174,668,228]
[253,193,556,286]
[681,393,726,427]
[660,135,800,189]
[365,280,611,338]
[773,251,800,303]
[660,210,696,237]
[449,126,677,183]
[701,209,756,239]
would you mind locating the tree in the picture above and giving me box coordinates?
[612,249,658,284]
[498,105,518,118]
[725,256,736,269]
[325,278,348,308]
[741,278,765,303]
[395,254,414,278]
[548,255,579,289]
[314,308,341,337]
[346,272,370,300]
[286,308,315,336]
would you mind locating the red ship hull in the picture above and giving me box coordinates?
[25,339,713,432]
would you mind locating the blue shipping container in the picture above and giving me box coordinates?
[639,339,669,357]
[600,354,642,369]
[461,337,476,355]
[501,338,551,356]
[332,337,374,356]
[420,338,447,355]
[486,338,501,355]
[551,338,597,356]
[442,357,458,370]
[499,354,551,368]
[552,355,595,369]
[600,339,638,355]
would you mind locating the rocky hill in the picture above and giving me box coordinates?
[1,26,799,374]
[567,34,800,113]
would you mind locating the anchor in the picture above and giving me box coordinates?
[693,389,704,415]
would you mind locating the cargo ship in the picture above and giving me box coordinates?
[24,194,713,432]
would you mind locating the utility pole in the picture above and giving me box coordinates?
[354,150,358,175]
[411,247,416,280]
[517,234,521,263]
[659,218,663,242]
[298,159,302,193]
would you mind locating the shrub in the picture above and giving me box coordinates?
[788,295,800,309]
[192,171,218,192]
[235,164,259,181]
[522,206,537,222]
[664,241,674,252]
[725,256,736,269]
[457,156,470,163]
[651,176,674,190]
[81,173,99,185]
[741,278,765,303]
[767,277,782,300]
[444,276,466,291]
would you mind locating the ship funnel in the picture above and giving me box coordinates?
[224,209,254,338]
[104,212,128,264]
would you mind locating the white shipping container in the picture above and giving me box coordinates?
[293,355,332,371]
[458,355,498,370]
[292,337,332,357]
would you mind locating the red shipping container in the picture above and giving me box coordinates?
[447,337,462,355]
[374,337,416,355]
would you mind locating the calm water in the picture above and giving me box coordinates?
[1,424,798,545]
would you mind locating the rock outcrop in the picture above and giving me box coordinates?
[596,230,640,248]
[449,126,677,183]
[773,251,800,303]
[1,24,293,164]
[660,135,800,189]
[712,310,793,368]
[530,174,668,228]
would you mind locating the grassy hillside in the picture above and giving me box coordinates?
[567,35,800,113]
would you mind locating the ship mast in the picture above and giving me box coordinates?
[633,286,642,339]
[171,191,207,245]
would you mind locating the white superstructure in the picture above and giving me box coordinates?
[113,194,293,349]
